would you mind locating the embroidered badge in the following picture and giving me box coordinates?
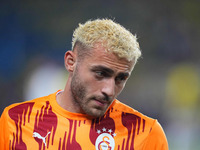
[95,127,116,150]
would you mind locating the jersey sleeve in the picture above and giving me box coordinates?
[0,107,10,150]
[143,120,169,150]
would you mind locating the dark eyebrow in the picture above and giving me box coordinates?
[91,65,114,75]
[91,65,130,77]
[118,72,130,78]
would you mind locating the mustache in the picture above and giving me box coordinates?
[90,94,111,102]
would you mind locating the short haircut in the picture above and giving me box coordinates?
[72,18,141,62]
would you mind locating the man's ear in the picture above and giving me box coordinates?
[64,51,76,72]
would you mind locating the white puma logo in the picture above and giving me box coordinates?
[33,131,51,146]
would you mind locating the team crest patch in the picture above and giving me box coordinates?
[95,127,116,150]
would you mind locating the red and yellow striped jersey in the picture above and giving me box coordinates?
[0,91,168,150]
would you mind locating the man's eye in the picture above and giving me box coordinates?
[95,71,105,77]
[115,75,127,83]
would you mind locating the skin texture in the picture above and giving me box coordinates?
[57,43,135,118]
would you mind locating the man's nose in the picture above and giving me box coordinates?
[101,79,115,97]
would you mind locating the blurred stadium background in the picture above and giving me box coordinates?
[0,0,200,149]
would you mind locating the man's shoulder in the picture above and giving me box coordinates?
[111,99,156,125]
[2,91,57,114]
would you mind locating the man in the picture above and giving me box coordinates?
[0,19,168,150]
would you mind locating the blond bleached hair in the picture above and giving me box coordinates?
[72,18,141,62]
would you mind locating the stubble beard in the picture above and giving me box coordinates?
[70,70,106,118]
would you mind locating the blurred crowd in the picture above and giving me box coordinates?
[0,0,200,149]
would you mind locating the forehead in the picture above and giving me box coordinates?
[82,44,135,73]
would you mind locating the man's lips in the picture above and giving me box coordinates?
[93,99,108,107]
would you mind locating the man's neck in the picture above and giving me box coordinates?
[56,86,83,114]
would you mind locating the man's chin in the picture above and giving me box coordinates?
[85,108,106,118]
